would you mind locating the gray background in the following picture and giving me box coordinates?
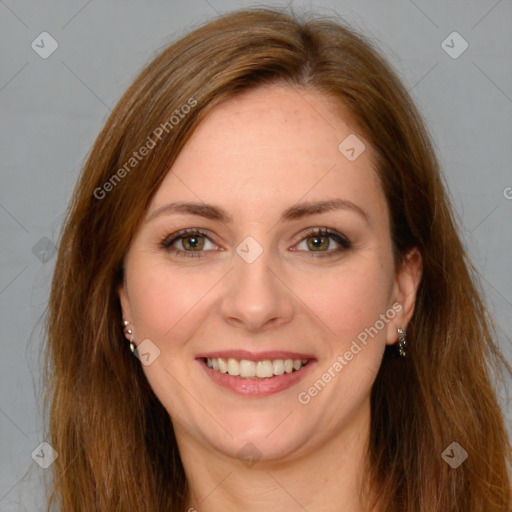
[1,0,511,509]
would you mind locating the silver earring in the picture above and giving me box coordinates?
[397,327,407,357]
[123,320,136,353]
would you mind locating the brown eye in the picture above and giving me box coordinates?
[181,234,205,251]
[306,234,330,251]
[294,228,352,257]
[161,229,218,258]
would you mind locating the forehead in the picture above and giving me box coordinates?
[149,84,385,223]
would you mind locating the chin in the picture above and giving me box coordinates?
[202,412,316,463]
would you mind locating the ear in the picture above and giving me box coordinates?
[118,280,133,324]
[386,246,423,345]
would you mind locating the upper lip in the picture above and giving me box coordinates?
[195,350,316,361]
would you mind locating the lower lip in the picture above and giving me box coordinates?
[197,358,316,397]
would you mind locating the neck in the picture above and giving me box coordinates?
[176,396,374,512]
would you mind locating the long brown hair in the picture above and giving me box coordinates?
[43,7,512,511]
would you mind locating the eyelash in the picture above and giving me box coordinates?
[160,227,352,259]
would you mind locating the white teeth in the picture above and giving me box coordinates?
[239,359,256,378]
[218,357,228,373]
[205,357,309,378]
[227,358,240,376]
[273,359,285,375]
[256,360,273,378]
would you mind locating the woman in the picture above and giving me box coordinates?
[43,7,512,511]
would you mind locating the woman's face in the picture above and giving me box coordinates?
[119,84,421,463]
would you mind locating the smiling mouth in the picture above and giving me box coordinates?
[204,357,309,378]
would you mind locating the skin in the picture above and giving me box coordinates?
[119,84,422,512]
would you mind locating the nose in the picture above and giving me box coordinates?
[219,248,294,333]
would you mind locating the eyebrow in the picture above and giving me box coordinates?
[145,198,370,225]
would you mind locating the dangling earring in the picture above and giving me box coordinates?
[123,320,136,353]
[397,327,407,357]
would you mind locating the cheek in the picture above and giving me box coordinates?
[291,257,393,430]
[292,256,394,346]
[125,258,207,344]
[125,260,213,421]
